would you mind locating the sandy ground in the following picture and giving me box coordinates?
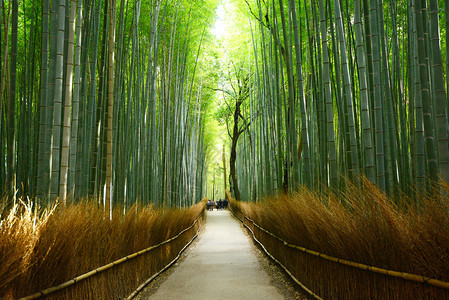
[134,210,308,300]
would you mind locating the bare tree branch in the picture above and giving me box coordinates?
[244,0,267,28]
[221,93,233,115]
[210,87,233,97]
[237,121,251,136]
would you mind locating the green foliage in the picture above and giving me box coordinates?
[218,0,449,201]
[0,0,221,208]
[1,0,448,204]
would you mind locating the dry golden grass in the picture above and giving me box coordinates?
[0,198,206,299]
[230,179,449,299]
[0,199,55,298]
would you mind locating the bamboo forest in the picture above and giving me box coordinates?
[1,0,449,299]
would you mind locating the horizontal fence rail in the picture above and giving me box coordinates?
[229,202,449,298]
[19,212,204,300]
[125,217,203,299]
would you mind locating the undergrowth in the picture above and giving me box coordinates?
[0,199,205,299]
[230,179,449,299]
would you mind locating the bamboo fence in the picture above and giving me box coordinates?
[229,202,449,299]
[18,212,204,300]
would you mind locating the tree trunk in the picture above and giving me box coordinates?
[230,137,241,201]
[230,100,243,201]
[222,143,227,198]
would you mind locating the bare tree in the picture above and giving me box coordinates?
[215,65,251,200]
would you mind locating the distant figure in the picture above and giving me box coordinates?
[207,200,216,211]
[207,200,212,211]
[223,199,228,209]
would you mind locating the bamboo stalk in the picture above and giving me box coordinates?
[428,0,449,183]
[318,0,337,188]
[59,0,76,201]
[7,0,18,193]
[106,0,117,213]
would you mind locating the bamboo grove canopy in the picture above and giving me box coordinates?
[0,0,220,207]
[0,0,448,205]
[215,0,448,201]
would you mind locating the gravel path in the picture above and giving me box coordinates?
[135,210,307,300]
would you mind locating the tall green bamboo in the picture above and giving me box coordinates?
[49,0,66,200]
[415,0,438,184]
[410,0,426,191]
[318,0,337,187]
[369,0,386,191]
[0,0,214,207]
[390,2,411,193]
[278,0,299,189]
[106,0,117,211]
[378,0,398,192]
[59,0,76,201]
[83,0,100,196]
[446,0,449,135]
[289,0,310,188]
[354,0,374,183]
[0,0,2,150]
[7,0,18,194]
[428,0,449,183]
[334,0,359,179]
[43,0,60,200]
[68,0,83,200]
[22,0,38,196]
[0,1,10,192]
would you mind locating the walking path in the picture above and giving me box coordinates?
[138,210,287,299]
